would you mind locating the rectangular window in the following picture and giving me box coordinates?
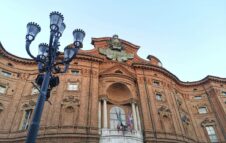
[71,70,79,75]
[153,80,160,86]
[222,91,226,96]
[1,71,12,77]
[19,109,33,130]
[31,87,39,95]
[156,93,162,101]
[198,107,208,114]
[205,126,218,142]
[0,85,6,94]
[67,83,79,91]
[194,96,202,100]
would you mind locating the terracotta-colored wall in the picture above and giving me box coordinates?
[0,39,225,143]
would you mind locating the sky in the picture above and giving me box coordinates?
[0,0,225,82]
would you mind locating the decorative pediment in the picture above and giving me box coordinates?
[201,118,216,127]
[100,64,135,78]
[21,100,36,110]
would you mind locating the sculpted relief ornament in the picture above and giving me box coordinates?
[61,95,80,112]
[201,118,216,127]
[21,100,36,110]
[99,35,134,62]
[158,105,171,118]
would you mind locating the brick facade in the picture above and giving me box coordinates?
[0,36,225,143]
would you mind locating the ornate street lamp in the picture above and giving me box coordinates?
[25,11,85,143]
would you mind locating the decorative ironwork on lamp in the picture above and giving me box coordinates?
[24,11,85,143]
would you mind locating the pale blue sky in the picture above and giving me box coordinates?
[0,0,225,81]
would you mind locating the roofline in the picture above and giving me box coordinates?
[1,42,225,86]
[0,42,104,64]
[0,42,35,64]
[91,37,140,49]
[132,63,226,87]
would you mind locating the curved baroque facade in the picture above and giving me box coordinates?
[0,36,225,143]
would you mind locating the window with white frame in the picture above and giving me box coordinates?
[194,96,202,100]
[222,91,226,96]
[0,85,6,94]
[67,83,79,91]
[156,93,162,101]
[198,107,208,114]
[1,71,12,77]
[71,70,80,75]
[19,109,33,130]
[31,87,39,95]
[205,126,218,142]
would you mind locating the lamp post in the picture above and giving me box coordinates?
[25,11,85,143]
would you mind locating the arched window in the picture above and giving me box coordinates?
[19,109,33,130]
[110,106,126,129]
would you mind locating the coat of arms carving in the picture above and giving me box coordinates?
[99,35,134,62]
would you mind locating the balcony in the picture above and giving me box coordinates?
[100,128,143,143]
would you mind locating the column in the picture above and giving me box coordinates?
[136,105,141,131]
[132,102,138,130]
[103,99,108,128]
[98,100,101,129]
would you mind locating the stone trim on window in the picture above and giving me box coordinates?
[0,84,7,94]
[71,70,80,76]
[67,82,79,91]
[20,100,36,111]
[19,109,33,130]
[194,96,202,100]
[201,118,218,143]
[0,69,12,77]
[221,91,226,97]
[152,80,160,87]
[198,106,208,114]
[31,87,39,95]
[201,118,216,127]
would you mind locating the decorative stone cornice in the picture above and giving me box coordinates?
[201,118,216,127]
[98,95,137,105]
[91,37,140,49]
[0,42,104,64]
[0,42,35,64]
[99,73,136,82]
[75,52,104,63]
[21,100,36,110]
[132,62,226,87]
[99,63,136,78]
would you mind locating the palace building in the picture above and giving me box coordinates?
[0,35,225,143]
